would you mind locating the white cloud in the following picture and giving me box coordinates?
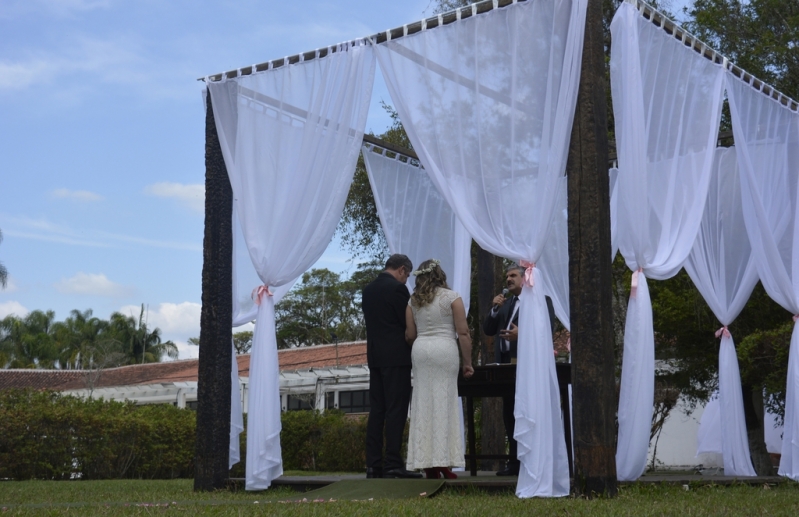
[171,339,200,361]
[145,182,204,213]
[0,214,201,251]
[0,301,29,319]
[117,302,201,360]
[118,301,201,343]
[55,272,132,297]
[51,188,103,201]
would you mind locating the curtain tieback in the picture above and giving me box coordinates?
[793,315,799,322]
[520,260,536,287]
[715,326,731,339]
[630,268,643,298]
[252,285,274,306]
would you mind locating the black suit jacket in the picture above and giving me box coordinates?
[482,296,521,362]
[482,295,557,362]
[362,272,412,368]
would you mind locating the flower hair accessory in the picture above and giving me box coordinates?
[413,259,440,276]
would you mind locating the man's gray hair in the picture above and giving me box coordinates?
[507,264,525,275]
[385,254,413,273]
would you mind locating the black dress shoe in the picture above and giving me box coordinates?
[496,466,520,476]
[366,467,383,479]
[383,468,423,479]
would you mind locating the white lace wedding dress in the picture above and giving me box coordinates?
[406,288,465,470]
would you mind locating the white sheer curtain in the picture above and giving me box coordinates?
[727,72,799,481]
[610,2,725,480]
[207,41,376,489]
[228,208,295,469]
[361,144,472,308]
[375,0,587,497]
[684,147,757,476]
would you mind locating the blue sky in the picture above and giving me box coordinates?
[0,0,432,359]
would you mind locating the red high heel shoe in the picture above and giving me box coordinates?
[438,467,457,479]
[424,468,440,479]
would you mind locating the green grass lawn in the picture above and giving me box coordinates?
[0,478,798,516]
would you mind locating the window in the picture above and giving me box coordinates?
[286,394,314,411]
[325,391,335,410]
[338,390,369,414]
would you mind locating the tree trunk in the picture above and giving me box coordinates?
[567,0,618,497]
[477,246,505,471]
[742,384,775,476]
[195,91,234,491]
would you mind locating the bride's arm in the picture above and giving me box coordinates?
[405,305,417,345]
[452,297,473,378]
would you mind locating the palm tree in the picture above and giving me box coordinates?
[108,305,178,364]
[0,229,8,289]
[0,310,58,368]
[51,309,110,369]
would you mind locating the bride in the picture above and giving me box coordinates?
[404,259,474,479]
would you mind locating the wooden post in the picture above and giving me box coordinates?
[567,0,618,497]
[477,246,505,471]
[194,91,234,491]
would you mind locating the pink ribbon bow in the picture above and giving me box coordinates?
[715,326,731,339]
[630,268,643,298]
[794,314,799,323]
[519,260,536,288]
[252,285,274,306]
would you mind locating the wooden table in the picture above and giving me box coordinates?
[457,363,573,477]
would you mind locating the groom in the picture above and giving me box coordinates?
[362,254,422,479]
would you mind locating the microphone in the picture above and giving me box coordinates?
[492,288,510,310]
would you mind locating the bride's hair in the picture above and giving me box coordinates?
[411,259,449,308]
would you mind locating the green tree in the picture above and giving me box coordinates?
[106,305,178,365]
[233,331,253,355]
[0,310,59,369]
[275,263,382,349]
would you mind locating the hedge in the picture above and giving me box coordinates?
[0,389,397,480]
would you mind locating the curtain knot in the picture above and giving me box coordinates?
[715,326,731,339]
[519,260,536,287]
[252,285,274,306]
[631,267,643,298]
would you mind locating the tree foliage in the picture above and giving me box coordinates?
[274,262,383,348]
[0,306,177,369]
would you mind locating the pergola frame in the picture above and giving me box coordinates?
[195,0,799,495]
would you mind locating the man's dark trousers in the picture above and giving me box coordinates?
[366,365,411,471]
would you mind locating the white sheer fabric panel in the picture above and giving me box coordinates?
[698,395,785,457]
[361,144,472,309]
[375,0,587,497]
[207,42,376,489]
[684,147,757,476]
[610,2,725,481]
[609,167,620,261]
[228,209,294,469]
[537,178,570,330]
[727,73,799,481]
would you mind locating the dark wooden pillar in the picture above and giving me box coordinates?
[195,91,234,491]
[567,0,618,497]
[477,245,505,471]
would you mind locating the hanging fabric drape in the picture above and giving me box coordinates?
[361,144,472,309]
[698,394,785,460]
[207,41,376,489]
[610,1,725,481]
[537,177,570,331]
[228,207,294,469]
[727,72,799,481]
[374,0,587,497]
[684,147,757,476]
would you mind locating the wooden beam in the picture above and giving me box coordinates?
[195,92,234,491]
[567,0,618,497]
